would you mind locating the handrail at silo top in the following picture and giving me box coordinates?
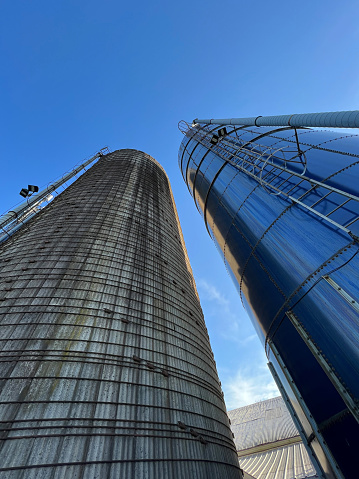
[193,111,359,129]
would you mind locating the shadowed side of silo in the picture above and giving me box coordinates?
[0,150,241,478]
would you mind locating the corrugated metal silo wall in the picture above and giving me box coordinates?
[0,149,241,478]
[179,126,359,479]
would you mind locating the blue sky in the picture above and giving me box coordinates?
[1,0,359,409]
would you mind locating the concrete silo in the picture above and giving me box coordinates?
[0,149,241,478]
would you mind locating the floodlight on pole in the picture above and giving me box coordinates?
[19,188,29,198]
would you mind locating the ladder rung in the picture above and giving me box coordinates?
[310,190,333,208]
[286,178,306,195]
[344,216,359,228]
[326,198,351,217]
[275,173,294,190]
[261,166,279,181]
[264,170,283,185]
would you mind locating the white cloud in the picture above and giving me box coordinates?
[197,278,243,343]
[198,278,258,347]
[197,277,279,410]
[240,333,257,345]
[197,278,230,308]
[224,364,279,410]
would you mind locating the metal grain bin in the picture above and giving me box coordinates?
[179,117,359,479]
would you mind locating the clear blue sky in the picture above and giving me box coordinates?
[1,0,358,409]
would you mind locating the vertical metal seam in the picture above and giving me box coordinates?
[268,342,346,479]
[264,241,356,355]
[286,309,359,423]
[191,126,248,204]
[180,124,219,182]
[183,124,220,190]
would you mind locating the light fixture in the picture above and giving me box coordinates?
[218,127,227,137]
[210,135,219,145]
[19,185,39,198]
[19,188,29,198]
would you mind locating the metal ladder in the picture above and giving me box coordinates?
[181,122,359,240]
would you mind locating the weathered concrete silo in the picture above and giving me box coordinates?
[0,149,241,478]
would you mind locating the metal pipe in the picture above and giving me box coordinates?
[0,149,106,231]
[194,110,359,129]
